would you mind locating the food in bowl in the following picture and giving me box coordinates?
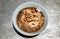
[16,7,45,33]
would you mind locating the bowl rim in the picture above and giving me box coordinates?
[12,2,48,36]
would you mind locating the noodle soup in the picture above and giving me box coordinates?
[16,7,45,33]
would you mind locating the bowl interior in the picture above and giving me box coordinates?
[13,2,48,36]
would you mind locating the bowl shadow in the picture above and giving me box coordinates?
[12,23,39,38]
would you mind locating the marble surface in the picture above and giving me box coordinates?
[0,0,60,39]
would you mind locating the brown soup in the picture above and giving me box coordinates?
[16,7,45,33]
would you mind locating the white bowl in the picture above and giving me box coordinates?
[13,2,48,36]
